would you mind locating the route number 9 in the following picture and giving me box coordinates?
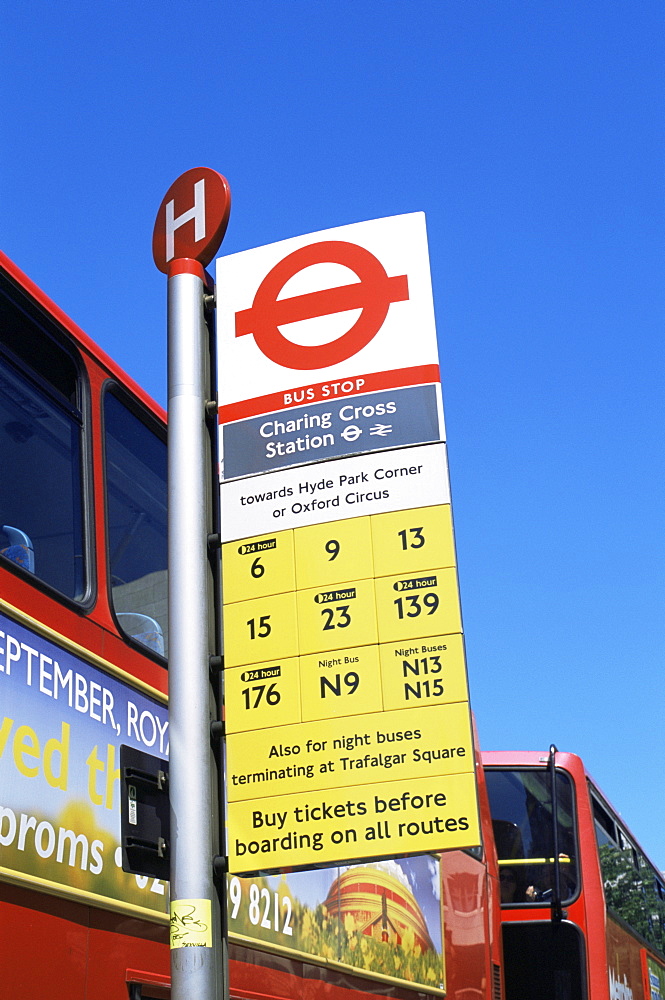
[325,539,340,561]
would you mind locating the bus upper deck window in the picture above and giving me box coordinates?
[104,387,168,660]
[0,280,86,600]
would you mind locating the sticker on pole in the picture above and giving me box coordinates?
[170,898,213,948]
[153,167,231,273]
[216,213,439,411]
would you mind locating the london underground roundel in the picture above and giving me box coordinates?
[235,240,409,370]
[216,213,439,408]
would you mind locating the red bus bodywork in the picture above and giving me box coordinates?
[0,249,170,997]
[483,750,665,1000]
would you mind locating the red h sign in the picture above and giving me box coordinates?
[153,167,231,273]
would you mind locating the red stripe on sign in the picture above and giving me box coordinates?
[217,364,441,424]
[236,274,409,335]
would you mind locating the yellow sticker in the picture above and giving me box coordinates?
[226,702,475,801]
[227,770,481,874]
[294,516,373,590]
[224,657,301,732]
[170,898,213,948]
[222,529,295,602]
[379,633,469,711]
[296,578,378,655]
[375,566,461,643]
[300,644,383,721]
[371,504,455,578]
[223,591,299,667]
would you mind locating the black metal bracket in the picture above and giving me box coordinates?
[212,855,228,880]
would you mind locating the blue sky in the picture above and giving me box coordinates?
[2,3,663,869]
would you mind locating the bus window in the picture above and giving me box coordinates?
[0,282,86,600]
[104,386,168,659]
[592,792,665,955]
[485,768,578,905]
[592,793,617,848]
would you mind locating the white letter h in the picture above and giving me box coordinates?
[165,179,206,262]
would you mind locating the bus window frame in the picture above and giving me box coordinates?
[0,274,96,610]
[485,764,580,909]
[101,378,168,666]
[589,781,665,961]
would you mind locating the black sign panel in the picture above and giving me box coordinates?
[120,744,170,881]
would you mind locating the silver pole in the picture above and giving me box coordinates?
[167,262,222,1000]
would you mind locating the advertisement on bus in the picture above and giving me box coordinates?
[0,605,170,917]
[227,855,445,993]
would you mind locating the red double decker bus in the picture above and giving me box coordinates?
[5,248,661,1000]
[0,249,171,998]
[0,249,504,1000]
[483,748,665,999]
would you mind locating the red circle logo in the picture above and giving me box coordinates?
[235,241,409,370]
[153,168,231,273]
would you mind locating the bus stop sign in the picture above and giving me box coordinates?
[153,167,231,273]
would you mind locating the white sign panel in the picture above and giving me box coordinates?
[215,213,439,421]
[220,442,451,542]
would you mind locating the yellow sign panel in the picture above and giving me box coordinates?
[300,644,383,721]
[223,635,470,730]
[228,771,480,874]
[296,578,378,655]
[370,504,455,578]
[224,590,299,667]
[224,656,301,733]
[222,528,295,602]
[375,566,461,643]
[379,633,469,711]
[294,515,373,589]
[227,701,474,801]
[222,502,479,872]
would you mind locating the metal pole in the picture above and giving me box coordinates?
[167,258,222,1000]
[548,743,563,923]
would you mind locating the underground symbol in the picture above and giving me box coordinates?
[235,241,409,370]
[341,425,363,443]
